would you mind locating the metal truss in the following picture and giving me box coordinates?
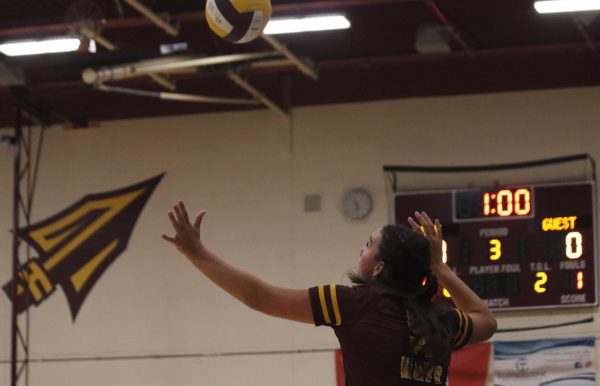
[7,92,48,386]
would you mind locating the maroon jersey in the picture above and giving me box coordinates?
[308,283,472,386]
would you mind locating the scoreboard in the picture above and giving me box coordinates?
[394,181,597,311]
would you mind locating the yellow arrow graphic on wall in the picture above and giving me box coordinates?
[3,174,164,321]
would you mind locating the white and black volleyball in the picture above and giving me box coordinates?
[205,0,272,44]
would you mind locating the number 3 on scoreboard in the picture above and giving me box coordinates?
[534,272,548,293]
[489,239,502,261]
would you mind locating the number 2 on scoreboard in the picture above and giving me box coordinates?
[534,272,548,293]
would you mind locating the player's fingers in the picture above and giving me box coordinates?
[407,217,420,231]
[420,211,434,226]
[194,210,207,229]
[162,234,175,243]
[168,211,178,228]
[414,212,432,231]
[173,203,184,223]
[178,201,190,224]
[434,219,443,237]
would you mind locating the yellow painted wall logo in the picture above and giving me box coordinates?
[3,174,164,321]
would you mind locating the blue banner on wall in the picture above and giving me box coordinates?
[494,337,595,386]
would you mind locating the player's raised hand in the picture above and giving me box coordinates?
[408,211,444,268]
[162,201,207,258]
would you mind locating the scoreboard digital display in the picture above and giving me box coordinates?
[394,182,597,311]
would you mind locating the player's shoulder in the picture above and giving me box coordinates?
[432,299,452,314]
[340,282,389,298]
[432,300,470,320]
[310,283,382,300]
[308,283,386,327]
[431,300,473,349]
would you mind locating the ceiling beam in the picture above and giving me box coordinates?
[17,40,600,94]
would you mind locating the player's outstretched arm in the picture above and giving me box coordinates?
[409,211,497,344]
[162,201,313,324]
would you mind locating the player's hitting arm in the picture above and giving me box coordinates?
[409,212,497,345]
[431,259,497,344]
[162,201,313,324]
[185,247,314,324]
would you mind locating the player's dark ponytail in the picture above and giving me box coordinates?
[349,224,451,365]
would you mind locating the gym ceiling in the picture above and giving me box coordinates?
[0,0,599,128]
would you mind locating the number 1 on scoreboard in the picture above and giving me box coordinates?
[442,240,451,298]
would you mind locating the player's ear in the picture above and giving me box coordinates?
[373,261,385,277]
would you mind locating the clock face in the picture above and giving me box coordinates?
[342,188,373,220]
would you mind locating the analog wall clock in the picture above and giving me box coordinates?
[342,188,373,220]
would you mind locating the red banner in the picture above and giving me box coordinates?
[448,342,491,386]
[336,349,345,386]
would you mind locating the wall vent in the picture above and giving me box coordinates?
[304,194,321,212]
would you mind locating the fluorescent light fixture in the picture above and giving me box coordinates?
[264,15,350,35]
[0,37,81,57]
[534,0,600,13]
[160,42,189,55]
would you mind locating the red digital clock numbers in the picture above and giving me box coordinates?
[454,186,534,221]
[483,188,531,217]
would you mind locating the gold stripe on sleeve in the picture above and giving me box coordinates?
[318,285,332,324]
[453,309,465,344]
[455,310,470,346]
[330,284,342,326]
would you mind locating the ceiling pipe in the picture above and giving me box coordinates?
[147,73,177,91]
[96,83,260,105]
[571,14,597,52]
[227,70,289,119]
[80,23,176,90]
[24,41,595,93]
[122,0,179,36]
[426,0,476,58]
[82,52,281,84]
[80,26,176,90]
[261,35,318,80]
[80,27,117,51]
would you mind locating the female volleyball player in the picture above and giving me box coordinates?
[162,201,496,386]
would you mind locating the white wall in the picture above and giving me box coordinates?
[1,85,600,385]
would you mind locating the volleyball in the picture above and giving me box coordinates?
[205,0,272,44]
